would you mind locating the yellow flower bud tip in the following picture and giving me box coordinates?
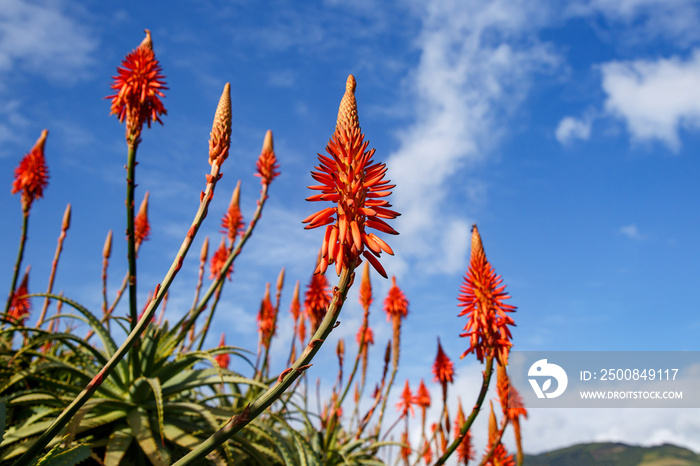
[138,191,150,216]
[209,83,232,166]
[276,267,285,294]
[103,230,113,259]
[62,203,71,230]
[231,180,241,207]
[471,223,484,259]
[336,74,359,132]
[140,29,153,51]
[263,129,273,153]
[200,236,209,262]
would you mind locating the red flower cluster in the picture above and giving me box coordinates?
[304,273,332,333]
[454,402,475,464]
[257,284,276,349]
[134,191,151,249]
[383,276,408,322]
[107,30,167,140]
[396,380,414,417]
[458,224,516,365]
[215,333,230,369]
[8,270,31,325]
[221,181,244,243]
[12,130,49,211]
[210,236,232,281]
[303,75,399,278]
[432,338,454,388]
[255,130,280,186]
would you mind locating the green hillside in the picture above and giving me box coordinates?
[524,442,700,466]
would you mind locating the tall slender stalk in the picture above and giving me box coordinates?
[37,203,71,328]
[433,357,494,466]
[13,161,224,466]
[172,266,356,466]
[4,208,29,316]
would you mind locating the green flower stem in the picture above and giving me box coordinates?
[12,162,224,466]
[179,182,270,350]
[172,266,355,466]
[4,207,29,316]
[125,142,138,330]
[433,356,494,466]
[336,311,369,411]
[36,205,70,328]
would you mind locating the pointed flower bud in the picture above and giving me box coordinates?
[103,230,113,259]
[208,83,232,166]
[134,191,151,248]
[61,203,71,230]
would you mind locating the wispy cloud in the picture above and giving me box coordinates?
[387,0,558,275]
[619,224,644,240]
[600,50,700,151]
[0,0,96,83]
[556,115,593,145]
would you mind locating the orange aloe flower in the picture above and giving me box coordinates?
[257,283,276,350]
[210,236,232,281]
[414,379,431,412]
[356,324,375,348]
[432,338,454,388]
[396,379,415,417]
[303,75,399,278]
[8,269,31,325]
[134,191,151,249]
[215,333,230,369]
[384,276,408,322]
[221,181,244,243]
[107,30,167,140]
[304,272,332,333]
[12,130,49,211]
[454,401,476,464]
[400,431,412,462]
[458,224,516,366]
[289,280,301,322]
[255,130,280,186]
[422,439,433,465]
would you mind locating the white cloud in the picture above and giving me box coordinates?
[567,0,700,45]
[619,224,644,240]
[600,50,700,151]
[555,116,592,144]
[0,0,96,82]
[387,0,557,275]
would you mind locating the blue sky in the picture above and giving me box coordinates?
[2,0,700,458]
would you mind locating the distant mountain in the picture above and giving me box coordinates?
[524,442,700,465]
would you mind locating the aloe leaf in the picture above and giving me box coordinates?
[104,425,132,466]
[163,424,226,466]
[143,377,165,445]
[34,442,91,466]
[126,407,171,466]
[26,293,127,383]
[0,399,6,444]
